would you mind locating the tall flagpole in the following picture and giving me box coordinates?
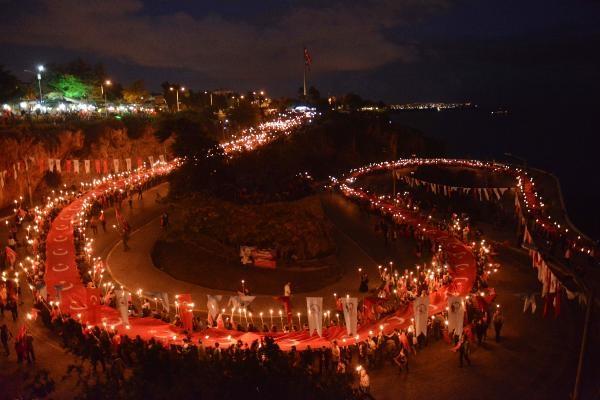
[303,61,307,97]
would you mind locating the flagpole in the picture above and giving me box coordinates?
[303,64,307,98]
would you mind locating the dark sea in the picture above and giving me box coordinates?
[390,107,599,241]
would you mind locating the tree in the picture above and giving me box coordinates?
[48,74,92,99]
[123,80,149,104]
[0,65,20,102]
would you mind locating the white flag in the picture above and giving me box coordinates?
[113,159,119,173]
[115,289,129,325]
[206,294,222,320]
[73,160,80,174]
[306,297,323,337]
[341,297,358,336]
[48,158,54,172]
[159,154,165,163]
[413,295,430,337]
[84,160,91,174]
[55,159,61,173]
[447,295,465,337]
[148,155,154,166]
[0,170,6,189]
[125,158,132,171]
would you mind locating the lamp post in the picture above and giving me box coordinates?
[101,80,112,117]
[204,90,213,106]
[170,86,185,112]
[36,65,44,104]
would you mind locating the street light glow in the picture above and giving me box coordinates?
[37,65,45,72]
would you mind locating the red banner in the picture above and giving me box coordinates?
[177,294,194,332]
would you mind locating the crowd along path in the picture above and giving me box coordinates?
[45,164,480,350]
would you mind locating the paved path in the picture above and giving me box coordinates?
[2,183,597,399]
[103,189,597,399]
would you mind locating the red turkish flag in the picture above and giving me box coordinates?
[66,160,72,173]
[137,158,143,169]
[85,287,102,325]
[103,159,109,174]
[95,160,101,174]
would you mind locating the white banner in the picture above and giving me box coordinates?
[73,160,80,174]
[159,154,165,163]
[206,294,222,320]
[113,159,119,173]
[413,295,430,337]
[148,155,154,166]
[55,159,61,173]
[447,295,465,336]
[341,297,358,336]
[48,158,54,172]
[306,297,323,337]
[84,160,91,174]
[115,289,129,325]
[125,158,132,171]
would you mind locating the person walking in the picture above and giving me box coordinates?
[459,336,471,367]
[493,308,504,342]
[359,272,369,293]
[359,368,371,394]
[121,222,131,251]
[99,211,106,233]
[1,324,12,356]
[7,298,18,322]
[160,212,169,231]
[24,331,35,363]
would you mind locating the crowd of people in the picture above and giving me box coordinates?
[0,161,511,398]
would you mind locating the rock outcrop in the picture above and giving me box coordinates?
[0,120,172,210]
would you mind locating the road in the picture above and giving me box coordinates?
[1,184,597,399]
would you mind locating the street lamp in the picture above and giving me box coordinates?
[37,65,44,104]
[204,90,213,106]
[101,80,112,117]
[170,86,185,112]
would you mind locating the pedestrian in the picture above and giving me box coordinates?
[160,212,169,231]
[7,298,18,322]
[15,338,26,363]
[0,324,12,356]
[89,216,98,235]
[493,308,504,342]
[24,331,35,363]
[121,222,131,251]
[459,336,471,367]
[359,367,370,394]
[393,347,408,372]
[99,211,106,233]
[359,272,369,293]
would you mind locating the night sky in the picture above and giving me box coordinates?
[1,0,599,106]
